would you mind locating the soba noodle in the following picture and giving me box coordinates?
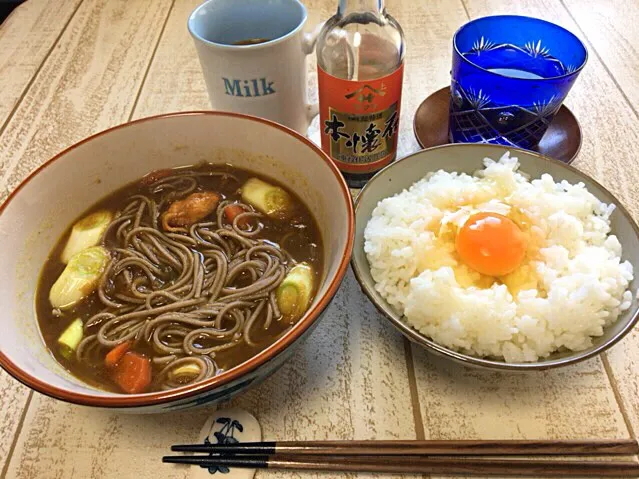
[74,171,294,391]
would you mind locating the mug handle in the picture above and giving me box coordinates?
[302,21,324,55]
[302,22,325,122]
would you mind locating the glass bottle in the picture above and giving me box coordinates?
[316,0,405,188]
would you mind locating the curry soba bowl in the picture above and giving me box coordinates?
[0,112,353,412]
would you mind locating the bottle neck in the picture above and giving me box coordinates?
[338,0,384,15]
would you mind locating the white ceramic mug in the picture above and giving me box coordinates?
[188,0,319,134]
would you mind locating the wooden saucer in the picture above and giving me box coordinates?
[413,87,582,164]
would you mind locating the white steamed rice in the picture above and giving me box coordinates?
[364,152,635,362]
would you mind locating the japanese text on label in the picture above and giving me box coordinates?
[324,104,399,165]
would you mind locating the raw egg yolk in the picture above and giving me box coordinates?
[455,212,527,277]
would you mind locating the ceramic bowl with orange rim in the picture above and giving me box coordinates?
[351,144,639,370]
[0,112,353,412]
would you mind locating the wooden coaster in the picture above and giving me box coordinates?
[413,87,582,164]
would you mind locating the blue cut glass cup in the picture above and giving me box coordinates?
[449,15,587,150]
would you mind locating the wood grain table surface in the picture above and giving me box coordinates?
[0,0,638,477]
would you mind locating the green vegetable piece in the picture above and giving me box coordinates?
[61,210,113,264]
[276,263,314,320]
[240,177,292,218]
[58,318,84,359]
[50,246,110,309]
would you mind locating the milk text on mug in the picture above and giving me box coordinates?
[222,78,277,97]
[189,0,317,134]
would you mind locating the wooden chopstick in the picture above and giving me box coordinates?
[170,438,639,456]
[163,454,639,477]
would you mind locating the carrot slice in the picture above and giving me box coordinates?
[104,341,131,369]
[224,204,249,228]
[112,352,152,394]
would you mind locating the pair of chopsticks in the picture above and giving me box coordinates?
[163,439,639,476]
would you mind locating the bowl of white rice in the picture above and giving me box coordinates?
[352,144,639,370]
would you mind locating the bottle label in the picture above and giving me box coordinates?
[318,64,404,174]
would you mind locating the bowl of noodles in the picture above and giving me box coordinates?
[352,144,639,370]
[0,111,353,411]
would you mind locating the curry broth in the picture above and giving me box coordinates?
[36,164,323,393]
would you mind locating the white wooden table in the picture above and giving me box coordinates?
[0,0,638,477]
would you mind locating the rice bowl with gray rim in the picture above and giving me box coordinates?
[364,151,636,363]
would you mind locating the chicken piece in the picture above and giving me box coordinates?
[161,191,220,231]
